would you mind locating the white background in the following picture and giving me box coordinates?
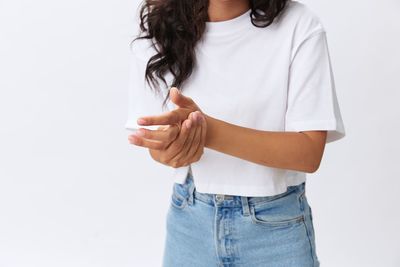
[0,0,399,266]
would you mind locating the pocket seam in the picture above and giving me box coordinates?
[301,219,317,265]
[299,192,319,265]
[249,204,305,228]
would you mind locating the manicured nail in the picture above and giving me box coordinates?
[128,135,138,144]
[137,118,146,124]
[191,112,197,122]
[134,129,145,137]
[185,119,191,129]
[171,87,180,94]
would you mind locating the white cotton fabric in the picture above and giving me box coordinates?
[125,0,346,197]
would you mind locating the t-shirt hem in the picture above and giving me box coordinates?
[175,171,306,197]
[192,178,307,197]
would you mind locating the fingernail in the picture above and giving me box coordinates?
[128,135,138,144]
[185,119,191,129]
[135,129,145,137]
[191,112,197,121]
[137,118,146,124]
[172,87,180,94]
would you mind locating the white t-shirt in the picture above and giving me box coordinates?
[125,0,346,197]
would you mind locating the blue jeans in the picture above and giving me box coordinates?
[162,172,320,267]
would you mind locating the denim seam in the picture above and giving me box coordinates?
[300,193,316,266]
[214,206,222,266]
[249,204,305,227]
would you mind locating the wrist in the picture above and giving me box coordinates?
[203,113,214,149]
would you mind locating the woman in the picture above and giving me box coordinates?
[126,0,345,266]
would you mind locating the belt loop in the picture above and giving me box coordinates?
[241,196,250,216]
[187,175,195,206]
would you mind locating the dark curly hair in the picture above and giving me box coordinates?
[131,0,289,109]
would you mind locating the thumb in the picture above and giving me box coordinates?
[169,87,195,108]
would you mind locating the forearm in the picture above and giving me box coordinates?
[204,114,321,173]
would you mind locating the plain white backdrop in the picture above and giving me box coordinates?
[0,0,399,266]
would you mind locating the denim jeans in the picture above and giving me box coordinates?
[162,172,320,267]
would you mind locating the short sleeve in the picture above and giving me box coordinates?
[285,30,346,143]
[124,45,171,131]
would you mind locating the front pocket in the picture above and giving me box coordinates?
[250,205,304,227]
[249,191,305,228]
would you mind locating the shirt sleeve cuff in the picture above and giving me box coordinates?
[285,119,346,143]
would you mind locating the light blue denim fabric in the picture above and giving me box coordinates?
[162,172,320,267]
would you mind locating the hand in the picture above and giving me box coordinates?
[136,87,203,127]
[128,87,203,150]
[128,87,207,167]
[153,111,207,167]
[129,110,207,168]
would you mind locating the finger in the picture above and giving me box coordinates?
[157,125,169,130]
[128,134,166,150]
[137,108,190,126]
[169,87,196,109]
[178,112,203,164]
[163,123,182,149]
[192,111,207,161]
[172,112,199,164]
[131,124,180,144]
[163,115,193,163]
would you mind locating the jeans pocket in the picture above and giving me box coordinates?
[249,186,305,228]
[170,183,189,210]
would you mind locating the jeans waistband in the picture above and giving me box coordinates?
[182,171,304,217]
